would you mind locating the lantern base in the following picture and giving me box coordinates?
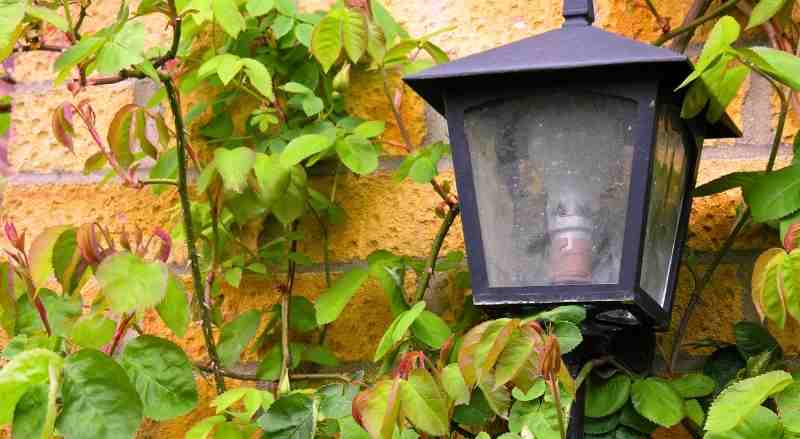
[563,312,656,438]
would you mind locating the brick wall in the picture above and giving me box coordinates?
[0,0,797,437]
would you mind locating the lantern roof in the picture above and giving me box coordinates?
[404,25,741,138]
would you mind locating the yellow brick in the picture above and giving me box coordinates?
[771,88,800,145]
[11,51,60,83]
[10,83,134,173]
[660,264,743,356]
[1,183,179,248]
[300,170,465,262]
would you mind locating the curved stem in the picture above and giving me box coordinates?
[414,204,460,303]
[653,0,741,46]
[162,77,226,394]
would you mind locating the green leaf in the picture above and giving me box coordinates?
[706,64,749,123]
[16,290,81,337]
[352,379,400,439]
[246,0,274,16]
[751,46,800,90]
[684,399,705,429]
[705,370,792,432]
[120,335,198,421]
[280,134,334,166]
[69,313,115,349]
[213,0,246,38]
[619,403,658,434]
[275,0,296,16]
[273,14,295,39]
[57,349,143,439]
[776,381,800,433]
[373,301,426,361]
[411,310,451,349]
[53,37,105,78]
[212,387,270,419]
[314,268,369,325]
[399,368,449,436]
[630,378,684,427]
[367,250,409,316]
[311,9,344,72]
[352,121,385,139]
[107,104,137,169]
[295,23,313,47]
[12,383,48,439]
[585,412,620,435]
[743,164,800,223]
[694,171,759,197]
[241,59,274,101]
[27,6,69,31]
[96,252,169,314]
[96,21,146,74]
[217,57,243,85]
[317,383,357,420]
[214,147,256,193]
[0,349,63,425]
[453,389,493,426]
[528,305,587,324]
[681,79,710,119]
[478,375,511,418]
[705,405,782,439]
[781,250,800,326]
[493,324,537,388]
[253,153,291,207]
[217,310,261,368]
[258,393,316,439]
[441,364,470,405]
[409,156,437,183]
[734,321,780,358]
[272,165,308,225]
[281,82,313,94]
[585,373,631,418]
[29,226,71,289]
[511,380,546,402]
[677,16,740,90]
[553,321,582,354]
[186,415,225,439]
[342,8,367,62]
[339,416,370,439]
[301,95,324,116]
[670,373,716,398]
[156,273,190,337]
[748,0,787,28]
[335,135,378,175]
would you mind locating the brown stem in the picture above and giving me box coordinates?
[106,312,135,356]
[414,204,460,303]
[13,43,68,53]
[162,77,226,394]
[643,0,670,34]
[548,375,566,439]
[33,295,53,337]
[0,103,10,113]
[195,363,351,383]
[654,0,741,47]
[669,81,789,370]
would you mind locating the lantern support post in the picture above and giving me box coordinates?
[563,0,595,26]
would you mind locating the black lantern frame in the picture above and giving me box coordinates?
[404,0,740,330]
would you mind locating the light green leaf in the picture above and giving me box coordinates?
[677,16,740,90]
[670,373,717,398]
[156,273,190,337]
[258,393,316,439]
[311,9,344,72]
[781,250,800,325]
[751,46,800,90]
[187,415,225,439]
[69,313,115,349]
[681,79,710,119]
[441,364,470,405]
[0,348,63,425]
[630,378,684,427]
[213,0,246,37]
[273,14,295,39]
[275,0,296,16]
[705,370,792,432]
[16,290,81,337]
[216,57,243,85]
[12,383,48,439]
[748,0,787,29]
[705,405,782,439]
[281,82,313,94]
[478,375,511,418]
[211,387,268,419]
[528,305,587,324]
[585,373,631,418]
[494,324,537,388]
[0,0,26,49]
[272,165,308,225]
[399,368,449,436]
[335,135,378,175]
[776,381,800,433]
[342,8,367,62]
[27,6,69,31]
[28,226,70,288]
[339,416,371,439]
[317,383,357,419]
[96,252,169,314]
[253,153,291,207]
[120,335,198,421]
[53,37,105,77]
[373,301,426,361]
[246,0,274,16]
[57,349,143,439]
[315,268,369,325]
[684,399,705,429]
[351,379,400,439]
[353,120,385,138]
[512,380,546,402]
[241,58,274,101]
[553,321,582,354]
[96,21,146,74]
[705,64,748,123]
[280,134,334,166]
[214,147,255,193]
[411,310,451,349]
[301,95,324,116]
[217,310,262,368]
[744,164,800,223]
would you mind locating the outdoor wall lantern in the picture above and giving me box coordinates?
[404,1,740,434]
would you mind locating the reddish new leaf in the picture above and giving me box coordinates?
[52,102,76,153]
[152,228,171,262]
[107,104,138,168]
[353,378,400,439]
[785,222,800,251]
[135,110,158,159]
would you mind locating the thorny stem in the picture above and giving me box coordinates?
[653,0,741,46]
[669,80,790,371]
[162,77,226,394]
[414,204,460,303]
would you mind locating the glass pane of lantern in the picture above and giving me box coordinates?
[640,106,688,306]
[463,90,636,288]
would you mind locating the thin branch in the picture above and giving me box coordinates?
[279,223,299,395]
[669,78,790,371]
[13,43,68,53]
[140,178,178,186]
[162,76,226,394]
[413,204,460,303]
[643,0,671,34]
[106,312,135,356]
[195,363,351,383]
[669,0,713,53]
[654,0,741,47]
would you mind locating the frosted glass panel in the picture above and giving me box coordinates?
[641,106,688,306]
[464,90,636,288]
